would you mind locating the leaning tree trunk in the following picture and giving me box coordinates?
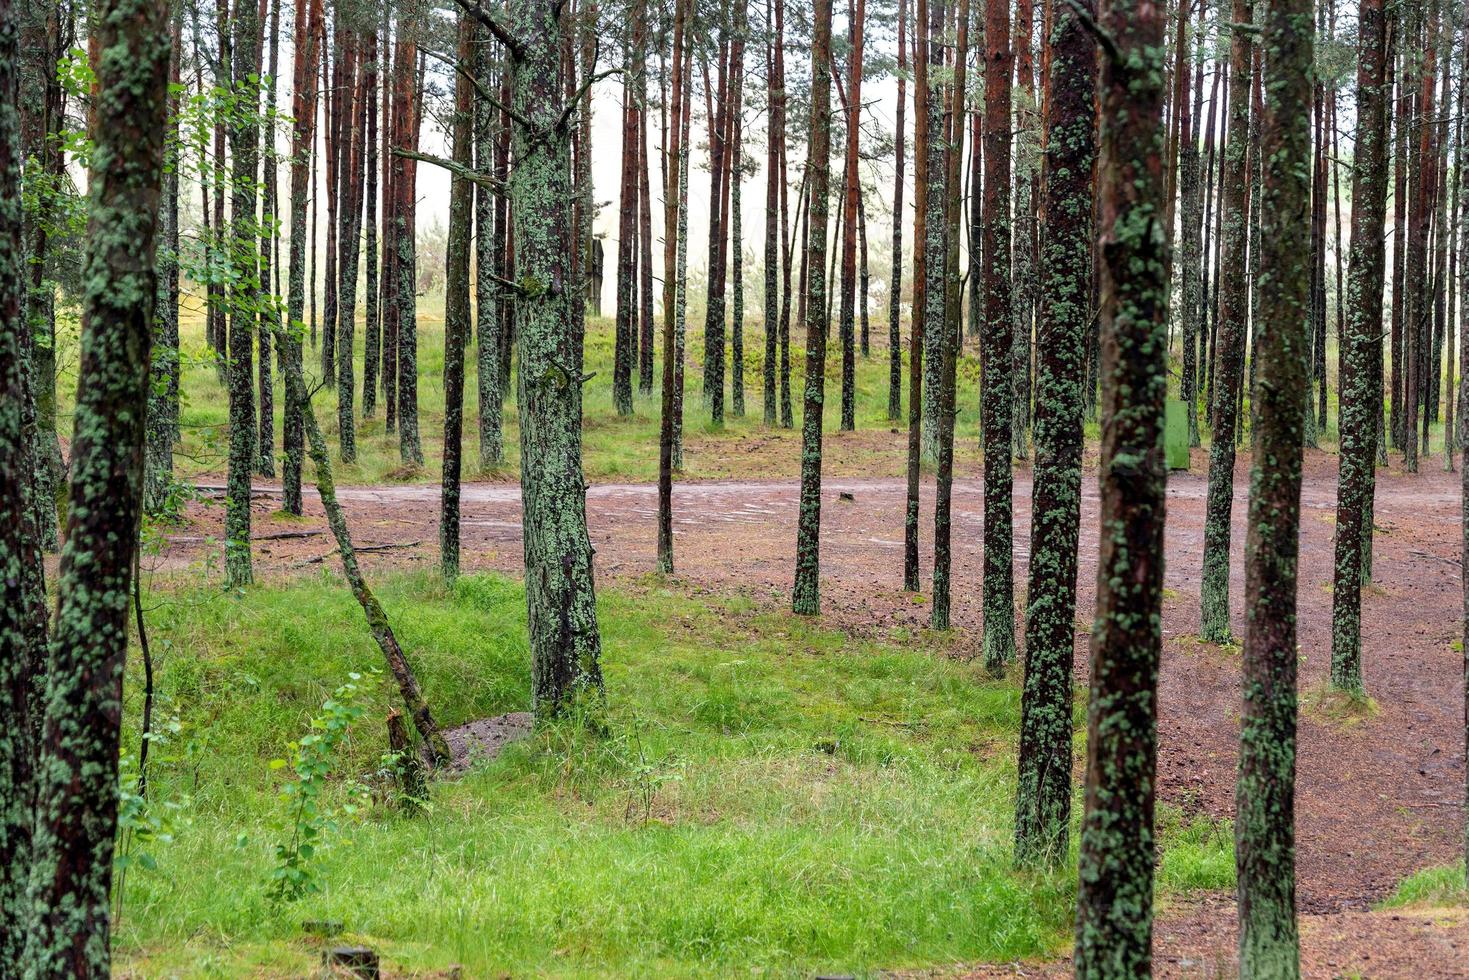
[1072,0,1169,969]
[24,0,170,971]
[1330,0,1390,695]
[1014,0,1094,868]
[791,0,834,616]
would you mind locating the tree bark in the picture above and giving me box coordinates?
[24,0,170,970]
[1072,0,1169,966]
[1014,0,1094,868]
[1199,1,1254,644]
[791,0,834,616]
[440,10,474,582]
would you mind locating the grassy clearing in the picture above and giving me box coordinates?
[114,571,1229,977]
[1380,863,1469,909]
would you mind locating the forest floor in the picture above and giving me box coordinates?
[149,442,1469,976]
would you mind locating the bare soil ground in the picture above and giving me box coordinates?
[162,446,1467,975]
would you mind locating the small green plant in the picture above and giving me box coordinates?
[623,717,683,826]
[267,672,371,903]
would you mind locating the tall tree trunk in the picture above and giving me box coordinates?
[0,0,53,963]
[476,0,606,716]
[283,0,323,518]
[336,34,365,463]
[903,0,930,591]
[791,0,834,616]
[394,5,423,465]
[1179,0,1204,448]
[980,0,1015,674]
[886,0,907,422]
[440,12,474,583]
[1199,1,1253,644]
[1235,0,1312,967]
[926,0,955,624]
[613,2,642,416]
[475,34,505,468]
[729,0,747,417]
[256,0,280,478]
[762,0,781,424]
[322,22,341,380]
[1010,0,1036,460]
[702,22,730,424]
[1014,0,1094,868]
[1072,0,1168,966]
[838,0,865,432]
[775,0,793,429]
[146,22,182,511]
[363,27,381,420]
[1329,0,1390,694]
[656,0,688,572]
[24,0,170,970]
[637,60,655,397]
[225,0,262,589]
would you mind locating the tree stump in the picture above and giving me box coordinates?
[324,945,379,978]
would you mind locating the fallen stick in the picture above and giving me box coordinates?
[167,529,324,544]
[293,540,423,567]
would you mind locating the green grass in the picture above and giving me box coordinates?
[113,571,1230,977]
[55,289,1396,488]
[1379,864,1469,910]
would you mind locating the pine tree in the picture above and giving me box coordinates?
[225,0,262,589]
[1014,0,1094,868]
[475,32,506,468]
[886,0,907,422]
[925,0,954,624]
[791,0,834,616]
[24,0,171,969]
[1200,0,1253,645]
[1234,0,1312,969]
[980,0,1015,674]
[440,9,474,583]
[1072,0,1169,967]
[336,32,365,464]
[1010,0,1036,460]
[283,0,323,518]
[145,23,182,512]
[613,0,643,416]
[256,0,280,478]
[837,0,865,433]
[702,8,731,424]
[902,0,930,592]
[1330,0,1390,694]
[0,0,51,963]
[363,27,382,420]
[657,0,689,573]
[762,0,781,425]
[393,2,423,466]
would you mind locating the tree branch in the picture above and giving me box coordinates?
[391,146,507,194]
[449,0,527,60]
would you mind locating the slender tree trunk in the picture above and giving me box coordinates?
[1330,0,1390,693]
[24,1,170,970]
[903,0,930,592]
[775,0,793,428]
[1179,0,1203,448]
[336,35,365,463]
[926,0,955,624]
[256,0,280,478]
[440,11,474,582]
[979,0,1015,673]
[225,0,262,589]
[838,0,865,432]
[729,0,747,417]
[1199,1,1253,644]
[0,0,53,963]
[475,33,505,468]
[1014,0,1094,868]
[702,23,730,424]
[791,0,834,616]
[394,6,423,465]
[1010,0,1036,460]
[762,0,780,424]
[613,2,643,416]
[1235,0,1312,968]
[657,0,689,573]
[322,24,341,381]
[1072,0,1169,966]
[637,57,655,397]
[363,28,381,420]
[146,24,182,512]
[887,0,907,422]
